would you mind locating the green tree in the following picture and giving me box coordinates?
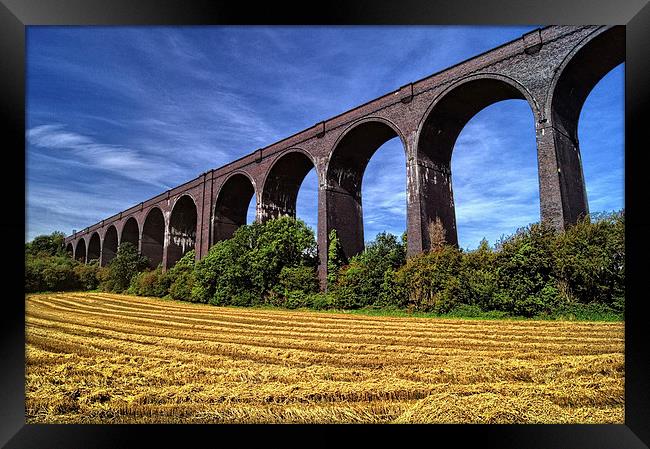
[331,232,406,309]
[192,216,318,306]
[103,242,150,293]
[25,231,66,257]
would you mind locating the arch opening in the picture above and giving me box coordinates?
[326,120,405,261]
[577,62,625,217]
[261,151,316,223]
[213,174,255,244]
[65,242,73,257]
[167,196,197,268]
[416,77,533,251]
[547,26,625,224]
[451,100,538,249]
[142,208,164,269]
[101,225,118,267]
[87,232,101,264]
[121,217,139,249]
[74,239,86,263]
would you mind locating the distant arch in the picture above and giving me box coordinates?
[213,172,256,245]
[142,207,165,269]
[74,239,86,263]
[260,149,317,222]
[101,225,118,266]
[65,242,73,258]
[120,217,139,249]
[87,232,101,264]
[167,195,197,268]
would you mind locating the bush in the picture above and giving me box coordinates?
[25,252,80,292]
[74,261,101,290]
[103,242,150,293]
[128,266,169,297]
[331,232,406,309]
[553,211,624,311]
[493,223,560,317]
[193,216,317,306]
[392,245,462,313]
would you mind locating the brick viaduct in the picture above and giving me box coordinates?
[63,25,624,288]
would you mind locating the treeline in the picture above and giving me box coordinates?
[25,210,624,320]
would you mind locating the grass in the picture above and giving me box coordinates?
[25,292,624,424]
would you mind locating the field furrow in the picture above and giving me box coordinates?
[25,292,624,424]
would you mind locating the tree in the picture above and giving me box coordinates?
[104,242,150,293]
[25,231,66,257]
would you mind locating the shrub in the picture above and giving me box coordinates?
[103,242,150,293]
[169,270,195,301]
[331,232,406,309]
[553,211,624,311]
[193,216,317,306]
[493,223,560,317]
[128,266,169,297]
[393,246,462,313]
[74,261,101,290]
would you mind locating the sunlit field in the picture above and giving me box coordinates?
[25,293,624,424]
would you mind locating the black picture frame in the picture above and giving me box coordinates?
[3,1,649,447]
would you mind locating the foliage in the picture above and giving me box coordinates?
[553,212,624,312]
[74,261,101,291]
[330,232,406,309]
[327,230,346,289]
[192,216,318,306]
[25,231,66,257]
[128,266,169,297]
[391,245,463,313]
[102,242,150,293]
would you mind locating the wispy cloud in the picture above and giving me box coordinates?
[26,27,624,246]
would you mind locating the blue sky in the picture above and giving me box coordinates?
[26,26,624,250]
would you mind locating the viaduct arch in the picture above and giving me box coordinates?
[63,26,624,289]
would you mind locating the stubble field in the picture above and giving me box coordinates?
[25,292,624,424]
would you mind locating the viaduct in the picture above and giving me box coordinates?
[63,25,624,288]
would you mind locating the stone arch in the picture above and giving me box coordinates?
[213,172,257,245]
[547,26,624,142]
[260,148,317,222]
[415,74,538,250]
[65,242,73,258]
[87,232,101,264]
[101,225,118,266]
[75,238,86,263]
[325,117,408,260]
[142,207,165,269]
[167,194,197,268]
[120,217,139,249]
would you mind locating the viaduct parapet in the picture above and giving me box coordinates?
[63,25,624,288]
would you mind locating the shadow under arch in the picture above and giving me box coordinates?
[260,148,317,223]
[65,242,73,257]
[415,74,538,251]
[167,194,197,268]
[75,238,86,263]
[87,232,101,263]
[212,172,256,245]
[101,225,118,267]
[325,117,408,261]
[142,208,165,269]
[120,217,139,249]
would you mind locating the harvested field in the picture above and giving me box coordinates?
[25,292,624,424]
